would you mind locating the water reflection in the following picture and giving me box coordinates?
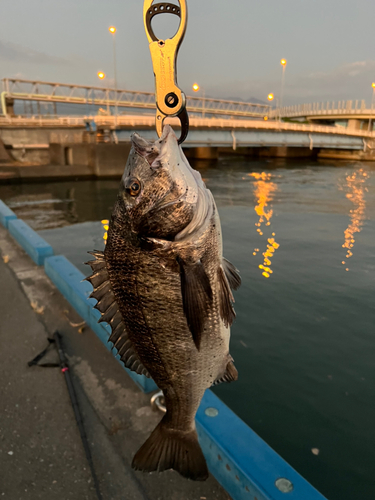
[102,219,109,243]
[6,189,78,230]
[249,172,280,278]
[339,168,369,271]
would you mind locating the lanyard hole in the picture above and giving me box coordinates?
[146,2,182,42]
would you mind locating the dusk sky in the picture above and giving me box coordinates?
[1,0,375,105]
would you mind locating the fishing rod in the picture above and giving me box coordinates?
[28,332,103,500]
[53,331,103,500]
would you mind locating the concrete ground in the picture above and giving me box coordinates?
[0,225,230,500]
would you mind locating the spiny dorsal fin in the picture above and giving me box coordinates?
[85,250,150,378]
[223,257,241,290]
[178,258,212,351]
[212,360,238,386]
[217,265,236,328]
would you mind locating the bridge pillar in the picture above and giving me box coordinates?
[347,119,361,131]
[183,147,219,160]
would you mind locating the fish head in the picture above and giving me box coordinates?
[118,126,201,240]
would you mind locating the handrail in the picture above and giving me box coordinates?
[1,77,270,118]
[273,99,374,119]
[0,114,374,138]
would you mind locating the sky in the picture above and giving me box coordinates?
[1,0,375,106]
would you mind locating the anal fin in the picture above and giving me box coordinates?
[212,360,238,386]
[223,257,241,290]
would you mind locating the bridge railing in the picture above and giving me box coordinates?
[1,78,270,119]
[273,100,372,118]
[1,114,374,139]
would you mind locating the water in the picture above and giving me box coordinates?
[1,157,374,500]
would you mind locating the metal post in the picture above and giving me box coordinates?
[85,88,89,118]
[112,32,118,120]
[279,64,286,123]
[36,88,41,117]
[203,88,205,119]
[368,88,374,132]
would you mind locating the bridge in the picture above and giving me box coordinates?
[1,113,374,163]
[1,78,375,165]
[275,100,375,131]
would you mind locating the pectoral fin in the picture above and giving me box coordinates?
[223,257,241,290]
[218,265,236,327]
[178,258,213,350]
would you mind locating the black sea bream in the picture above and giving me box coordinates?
[86,126,241,481]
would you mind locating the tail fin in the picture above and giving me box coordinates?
[132,416,209,481]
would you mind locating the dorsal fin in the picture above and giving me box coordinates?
[85,250,150,378]
[217,265,236,328]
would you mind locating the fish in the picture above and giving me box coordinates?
[86,125,241,481]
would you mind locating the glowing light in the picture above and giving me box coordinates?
[98,72,105,80]
[263,116,269,121]
[250,172,280,278]
[280,59,287,67]
[109,26,116,34]
[102,219,109,244]
[192,83,200,92]
[372,82,375,88]
[267,93,274,101]
[339,168,369,271]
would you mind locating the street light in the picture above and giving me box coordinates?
[279,58,287,122]
[109,26,118,118]
[267,93,278,121]
[193,83,205,118]
[97,72,110,115]
[369,82,375,132]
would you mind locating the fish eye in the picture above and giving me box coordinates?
[125,177,141,196]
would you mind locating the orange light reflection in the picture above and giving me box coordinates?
[102,219,109,244]
[249,172,280,278]
[340,168,369,271]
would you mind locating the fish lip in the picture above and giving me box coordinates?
[131,126,172,166]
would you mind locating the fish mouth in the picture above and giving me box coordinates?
[131,126,172,166]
